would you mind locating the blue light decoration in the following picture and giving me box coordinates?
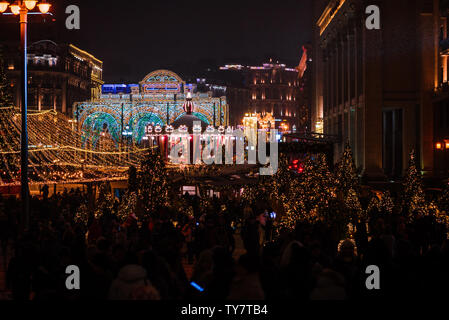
[75,70,228,145]
[190,281,204,292]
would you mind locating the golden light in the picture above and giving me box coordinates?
[9,2,20,15]
[37,1,51,13]
[436,142,442,150]
[24,0,37,10]
[446,140,449,149]
[0,1,9,13]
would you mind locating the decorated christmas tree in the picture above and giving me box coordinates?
[117,191,138,223]
[74,203,90,226]
[278,169,308,229]
[334,143,365,222]
[139,149,169,218]
[94,182,115,219]
[271,154,292,198]
[378,191,394,215]
[277,154,336,230]
[402,150,427,218]
[366,193,381,218]
[300,154,335,217]
[271,154,298,230]
[334,143,360,197]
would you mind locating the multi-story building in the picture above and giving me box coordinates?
[311,0,448,179]
[219,60,304,132]
[433,0,449,177]
[2,40,103,116]
[247,60,302,133]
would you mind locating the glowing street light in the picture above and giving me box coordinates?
[37,0,50,13]
[0,0,53,231]
[23,0,36,10]
[0,2,9,12]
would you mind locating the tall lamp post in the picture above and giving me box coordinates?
[0,0,52,231]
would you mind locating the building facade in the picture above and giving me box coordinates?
[2,40,103,116]
[247,60,303,133]
[219,60,305,133]
[433,0,449,177]
[311,0,447,179]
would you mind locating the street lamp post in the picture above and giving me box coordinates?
[0,0,52,231]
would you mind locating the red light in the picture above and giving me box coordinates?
[293,159,299,164]
[298,167,304,173]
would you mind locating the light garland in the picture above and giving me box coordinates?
[0,108,151,185]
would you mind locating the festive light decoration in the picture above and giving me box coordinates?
[402,150,428,219]
[272,153,338,230]
[366,194,381,216]
[117,191,137,223]
[439,183,449,214]
[74,203,89,226]
[139,149,169,218]
[94,182,114,219]
[378,190,394,215]
[0,108,150,186]
[75,70,227,145]
[334,143,360,197]
[0,50,13,108]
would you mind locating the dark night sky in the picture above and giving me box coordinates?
[55,0,312,83]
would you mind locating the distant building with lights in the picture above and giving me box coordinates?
[74,69,228,148]
[219,59,306,133]
[2,40,103,115]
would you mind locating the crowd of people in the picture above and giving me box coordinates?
[0,185,448,300]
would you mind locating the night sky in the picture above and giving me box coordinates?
[54,0,312,83]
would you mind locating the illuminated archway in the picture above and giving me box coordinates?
[82,112,120,148]
[128,113,164,143]
[140,69,185,94]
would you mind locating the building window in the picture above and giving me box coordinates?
[383,108,403,178]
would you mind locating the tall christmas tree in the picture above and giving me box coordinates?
[271,154,299,230]
[334,143,360,197]
[117,191,138,223]
[300,154,335,218]
[94,182,115,219]
[139,149,169,218]
[402,150,427,217]
[334,143,364,221]
[278,154,336,229]
[271,154,293,198]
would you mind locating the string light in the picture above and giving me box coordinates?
[0,107,151,185]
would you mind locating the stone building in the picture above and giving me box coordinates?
[311,0,448,179]
[2,40,103,116]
